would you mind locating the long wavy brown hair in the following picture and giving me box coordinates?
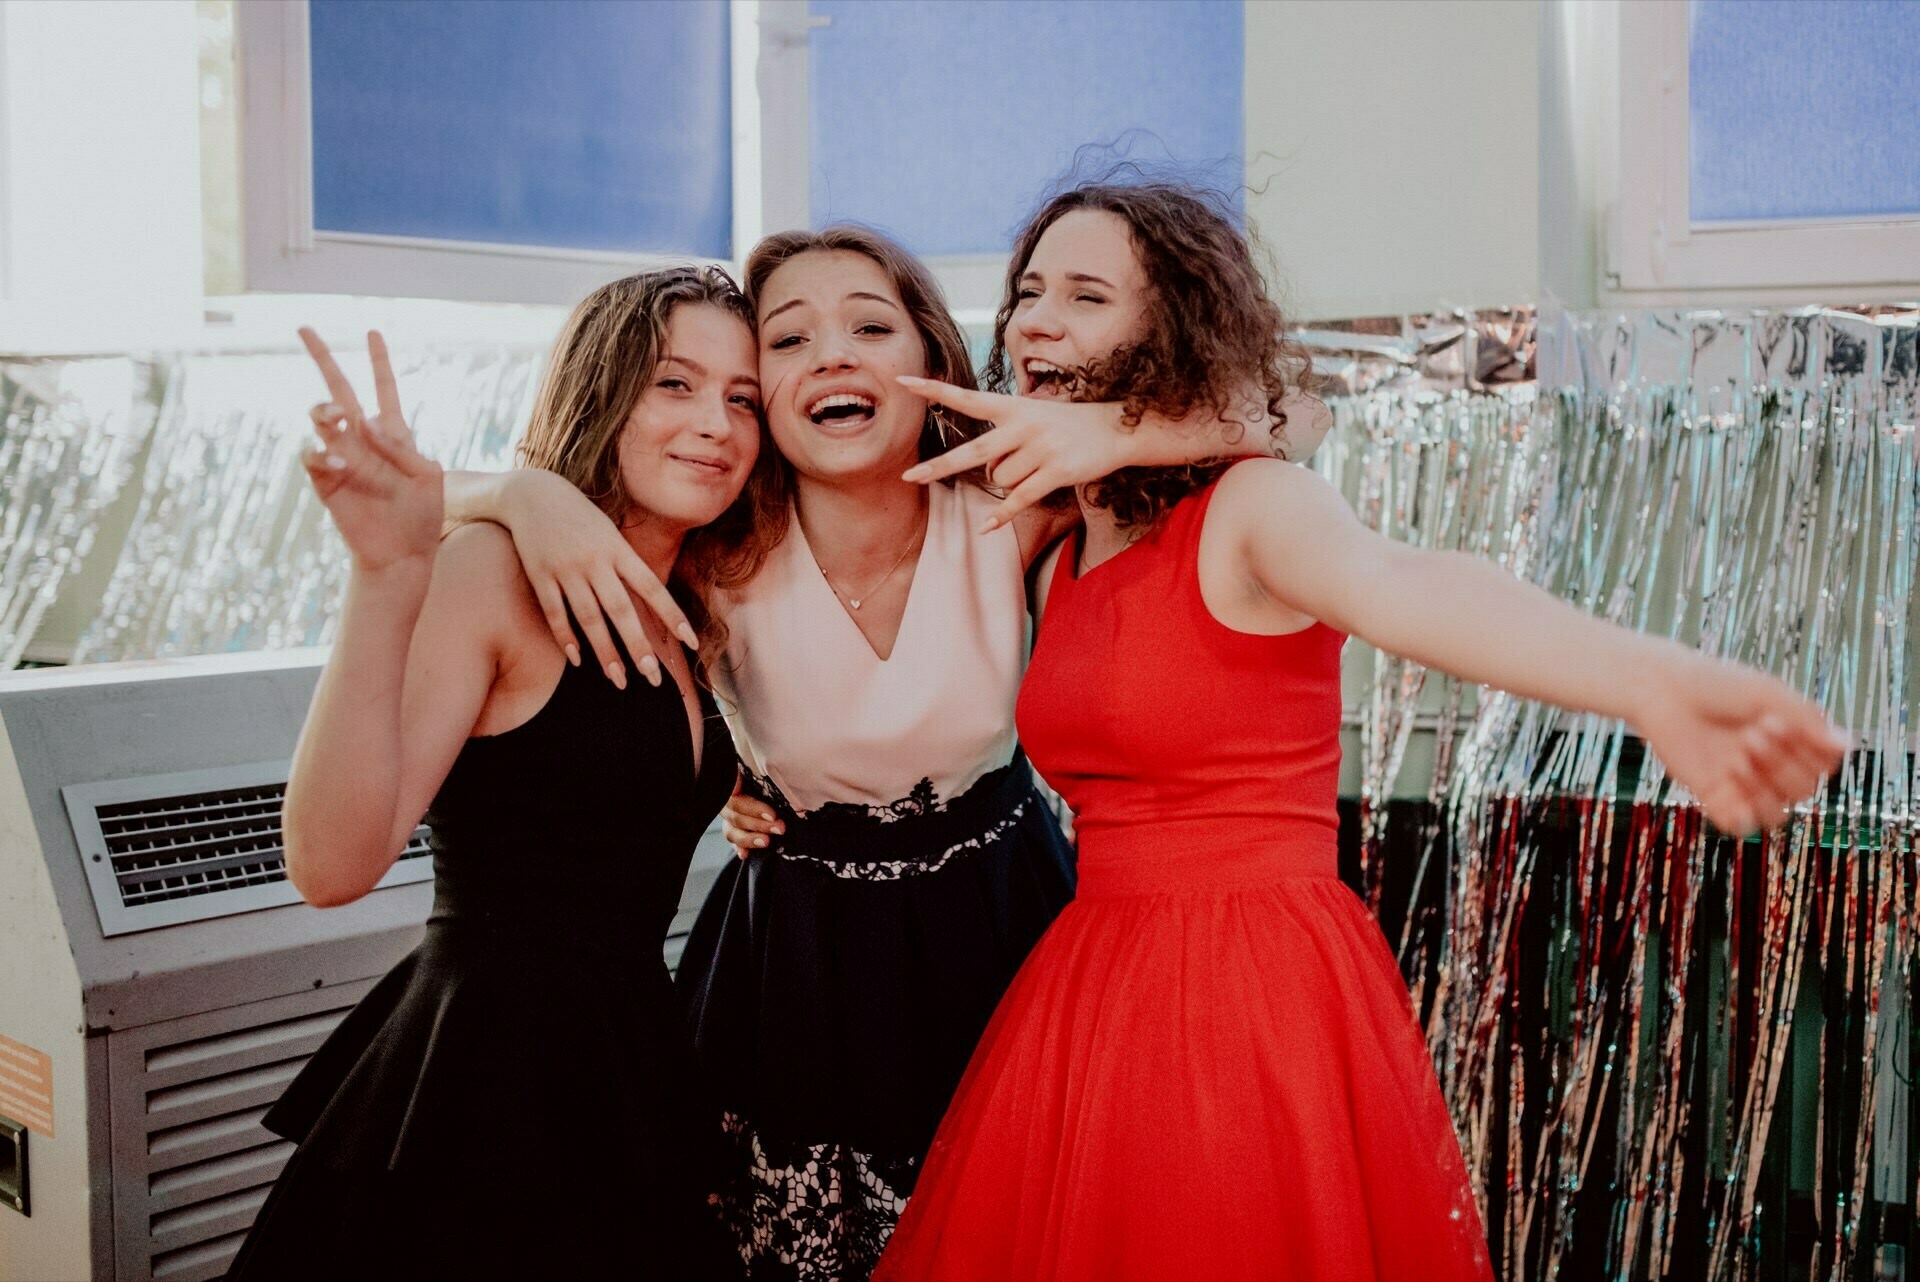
[516,265,775,671]
[984,182,1313,531]
[742,226,991,542]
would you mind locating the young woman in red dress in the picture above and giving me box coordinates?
[872,182,1849,1282]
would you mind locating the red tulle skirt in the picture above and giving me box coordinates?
[876,863,1494,1282]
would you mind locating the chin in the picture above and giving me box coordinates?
[799,435,917,480]
[634,485,739,532]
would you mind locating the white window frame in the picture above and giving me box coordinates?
[236,0,768,304]
[1611,0,1920,297]
[754,0,1009,323]
[236,0,1014,316]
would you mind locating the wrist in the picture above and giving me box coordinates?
[350,553,435,594]
[1621,639,1696,730]
[1103,403,1150,466]
[498,468,543,529]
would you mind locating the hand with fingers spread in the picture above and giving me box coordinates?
[898,377,1135,532]
[721,782,784,859]
[478,468,693,688]
[1630,655,1849,836]
[299,328,443,573]
[898,374,1326,534]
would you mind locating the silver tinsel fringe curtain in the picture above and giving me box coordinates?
[1314,305,1918,1282]
[2,306,1915,1280]
[0,358,160,668]
[60,346,543,664]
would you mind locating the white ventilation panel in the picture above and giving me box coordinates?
[65,761,433,937]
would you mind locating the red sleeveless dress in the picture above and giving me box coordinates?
[876,471,1493,1282]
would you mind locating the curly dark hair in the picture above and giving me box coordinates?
[984,181,1313,531]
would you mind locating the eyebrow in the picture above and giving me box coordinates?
[662,354,759,388]
[759,290,904,325]
[1020,270,1117,289]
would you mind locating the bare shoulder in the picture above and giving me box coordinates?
[433,521,526,592]
[427,523,545,643]
[1208,457,1346,534]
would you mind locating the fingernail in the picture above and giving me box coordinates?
[564,643,581,667]
[606,661,626,690]
[755,836,769,848]
[902,465,932,482]
[319,403,341,419]
[897,375,926,386]
[324,454,348,471]
[772,823,785,835]
[977,519,999,535]
[641,657,663,687]
[678,623,700,648]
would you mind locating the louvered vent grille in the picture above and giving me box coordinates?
[109,983,376,1282]
[64,762,437,937]
[97,783,430,907]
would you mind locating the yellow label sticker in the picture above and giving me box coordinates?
[0,1033,53,1139]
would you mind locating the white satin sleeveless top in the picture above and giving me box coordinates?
[712,482,1026,816]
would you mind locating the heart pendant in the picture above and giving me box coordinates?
[848,599,863,610]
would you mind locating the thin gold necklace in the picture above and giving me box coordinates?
[817,512,928,611]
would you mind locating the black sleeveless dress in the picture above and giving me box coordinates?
[230,644,739,1281]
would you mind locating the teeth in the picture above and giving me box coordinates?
[807,392,876,417]
[1025,360,1068,378]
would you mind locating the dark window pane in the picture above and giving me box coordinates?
[1689,0,1920,222]
[309,0,731,257]
[810,0,1242,255]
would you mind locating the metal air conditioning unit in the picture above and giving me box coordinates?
[0,649,736,1281]
[0,650,429,1281]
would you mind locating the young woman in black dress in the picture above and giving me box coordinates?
[229,267,768,1281]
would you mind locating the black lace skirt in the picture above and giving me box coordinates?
[676,754,1076,1278]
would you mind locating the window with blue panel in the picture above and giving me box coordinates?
[1688,0,1920,223]
[807,0,1243,256]
[308,0,732,258]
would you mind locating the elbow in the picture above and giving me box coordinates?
[294,880,366,910]
[282,823,372,909]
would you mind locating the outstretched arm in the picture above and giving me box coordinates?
[1212,459,1847,834]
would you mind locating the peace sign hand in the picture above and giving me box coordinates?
[896,375,1332,534]
[299,328,444,574]
[897,377,1133,533]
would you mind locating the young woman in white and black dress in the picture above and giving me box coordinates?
[445,224,1306,1279]
[229,268,767,1282]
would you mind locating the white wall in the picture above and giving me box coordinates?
[1243,0,1541,321]
[0,0,204,352]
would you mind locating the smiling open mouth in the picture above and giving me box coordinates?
[807,392,877,426]
[1023,359,1076,394]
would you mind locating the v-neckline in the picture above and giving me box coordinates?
[655,643,715,784]
[790,493,933,665]
[1071,523,1146,583]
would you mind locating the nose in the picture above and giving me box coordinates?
[1016,293,1064,344]
[693,390,735,441]
[811,328,858,374]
